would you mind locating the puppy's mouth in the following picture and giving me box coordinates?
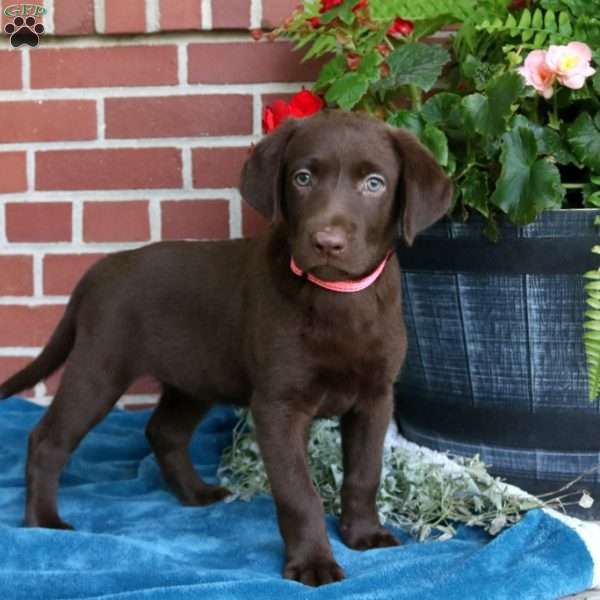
[307,263,352,281]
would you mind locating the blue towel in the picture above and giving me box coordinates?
[0,397,597,600]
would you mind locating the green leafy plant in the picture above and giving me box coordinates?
[218,410,591,540]
[272,0,600,399]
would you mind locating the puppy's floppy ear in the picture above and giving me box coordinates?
[240,118,298,222]
[391,128,453,246]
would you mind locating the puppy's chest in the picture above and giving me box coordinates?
[301,311,395,415]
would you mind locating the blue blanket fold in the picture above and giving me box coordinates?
[0,397,595,600]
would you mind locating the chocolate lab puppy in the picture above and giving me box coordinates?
[0,110,451,587]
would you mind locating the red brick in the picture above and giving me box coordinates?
[262,0,297,29]
[0,100,96,143]
[54,0,94,35]
[36,148,182,191]
[105,95,252,139]
[6,203,72,242]
[0,305,65,347]
[242,203,269,238]
[188,41,322,84]
[84,201,150,243]
[0,255,34,296]
[160,0,202,31]
[43,253,105,296]
[161,200,229,240]
[212,0,250,29]
[0,152,27,193]
[105,0,146,33]
[0,357,35,398]
[128,376,161,394]
[192,147,250,188]
[31,46,178,89]
[0,52,21,90]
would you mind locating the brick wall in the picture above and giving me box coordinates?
[0,0,315,405]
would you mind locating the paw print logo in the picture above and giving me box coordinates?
[5,16,44,48]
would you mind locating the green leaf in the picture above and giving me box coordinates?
[567,112,600,173]
[462,72,524,138]
[461,169,490,217]
[518,8,531,29]
[387,110,423,138]
[544,9,557,32]
[325,72,369,110]
[357,50,383,83]
[558,11,573,36]
[319,0,356,25]
[314,55,346,91]
[368,0,476,21]
[422,93,463,130]
[422,124,449,167]
[593,71,600,96]
[511,115,575,164]
[377,43,450,92]
[490,127,565,223]
[532,8,543,28]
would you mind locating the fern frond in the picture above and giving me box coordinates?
[584,266,600,402]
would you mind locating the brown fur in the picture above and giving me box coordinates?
[0,110,452,587]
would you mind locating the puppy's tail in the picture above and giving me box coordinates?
[0,293,80,400]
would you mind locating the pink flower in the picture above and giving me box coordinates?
[518,49,556,98]
[545,42,596,90]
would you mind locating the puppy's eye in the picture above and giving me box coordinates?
[294,170,312,187]
[364,175,386,194]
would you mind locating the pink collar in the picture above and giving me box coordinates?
[290,251,393,293]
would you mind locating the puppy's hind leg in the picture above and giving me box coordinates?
[25,361,127,530]
[145,385,230,506]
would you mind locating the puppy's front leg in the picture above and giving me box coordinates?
[252,399,345,587]
[339,393,401,550]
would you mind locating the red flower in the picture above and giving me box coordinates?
[388,17,414,38]
[288,90,324,118]
[307,16,321,27]
[352,0,368,11]
[262,91,324,134]
[320,0,343,12]
[262,100,291,134]
[346,52,361,71]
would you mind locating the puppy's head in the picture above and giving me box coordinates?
[241,110,452,281]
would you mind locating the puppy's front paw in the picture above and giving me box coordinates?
[179,484,231,506]
[284,556,345,587]
[340,522,400,551]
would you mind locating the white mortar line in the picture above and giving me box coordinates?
[0,188,243,203]
[0,136,259,152]
[32,252,44,297]
[181,147,193,191]
[250,0,262,29]
[72,198,83,244]
[21,48,30,91]
[201,0,212,30]
[146,0,160,33]
[148,197,162,241]
[0,347,41,357]
[253,92,263,136]
[0,296,66,305]
[26,150,35,192]
[0,81,308,101]
[94,0,106,34]
[34,31,289,46]
[178,42,188,85]
[44,0,55,35]
[97,98,105,140]
[229,190,242,239]
[0,202,6,245]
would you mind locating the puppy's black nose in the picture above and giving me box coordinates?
[311,229,347,256]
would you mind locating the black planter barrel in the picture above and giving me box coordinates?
[394,209,600,519]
